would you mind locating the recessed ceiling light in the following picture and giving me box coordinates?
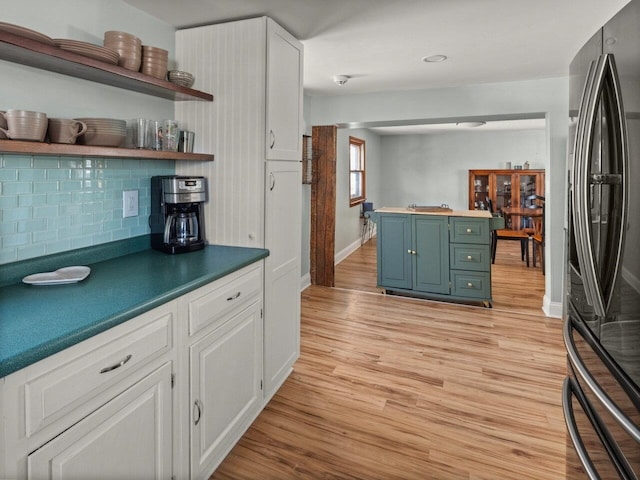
[422,54,448,63]
[456,121,486,128]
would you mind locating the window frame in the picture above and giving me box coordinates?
[349,136,366,207]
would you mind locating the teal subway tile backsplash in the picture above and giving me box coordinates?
[0,154,174,264]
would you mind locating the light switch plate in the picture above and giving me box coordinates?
[123,190,139,218]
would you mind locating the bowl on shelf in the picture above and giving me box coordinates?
[167,70,195,88]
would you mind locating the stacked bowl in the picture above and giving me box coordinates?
[141,45,168,79]
[76,118,127,147]
[104,31,142,71]
[0,110,48,142]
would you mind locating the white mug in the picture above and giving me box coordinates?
[47,118,88,144]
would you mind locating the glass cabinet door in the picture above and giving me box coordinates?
[519,174,538,206]
[472,174,490,210]
[495,174,512,211]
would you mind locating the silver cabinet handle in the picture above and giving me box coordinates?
[563,318,640,442]
[269,129,275,149]
[99,354,132,374]
[269,172,275,191]
[194,399,203,426]
[466,255,473,260]
[467,282,473,288]
[466,228,472,233]
[562,378,600,480]
[227,291,241,301]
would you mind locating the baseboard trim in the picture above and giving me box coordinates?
[300,273,311,291]
[542,294,563,318]
[335,238,362,265]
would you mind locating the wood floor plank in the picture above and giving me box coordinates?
[211,271,566,479]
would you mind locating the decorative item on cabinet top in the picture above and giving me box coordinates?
[302,134,313,184]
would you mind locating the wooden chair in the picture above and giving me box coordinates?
[487,198,530,266]
[525,195,545,274]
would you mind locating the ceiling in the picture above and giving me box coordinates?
[125,0,629,132]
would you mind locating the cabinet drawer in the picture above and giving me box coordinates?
[24,305,174,437]
[449,244,490,272]
[449,217,490,244]
[450,270,491,299]
[188,264,263,336]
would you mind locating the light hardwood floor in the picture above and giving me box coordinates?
[211,240,566,479]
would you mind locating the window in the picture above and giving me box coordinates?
[349,136,366,207]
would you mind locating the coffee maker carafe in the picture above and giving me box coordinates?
[150,176,207,254]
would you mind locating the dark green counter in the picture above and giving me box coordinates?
[0,237,268,378]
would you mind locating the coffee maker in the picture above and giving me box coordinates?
[150,176,207,254]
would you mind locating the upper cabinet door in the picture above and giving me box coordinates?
[265,19,303,161]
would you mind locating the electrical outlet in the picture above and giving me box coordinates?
[123,190,139,218]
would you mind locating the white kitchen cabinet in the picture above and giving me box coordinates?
[175,18,303,405]
[27,362,172,480]
[264,161,302,397]
[189,302,263,479]
[178,263,264,479]
[0,301,177,480]
[265,20,304,161]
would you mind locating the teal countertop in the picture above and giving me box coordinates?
[0,238,268,378]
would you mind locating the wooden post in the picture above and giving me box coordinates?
[310,125,337,286]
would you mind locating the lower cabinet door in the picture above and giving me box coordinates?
[413,215,449,294]
[190,302,263,479]
[377,213,412,289]
[27,362,173,480]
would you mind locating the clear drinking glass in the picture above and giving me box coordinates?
[162,120,179,151]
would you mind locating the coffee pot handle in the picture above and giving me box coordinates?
[164,214,174,244]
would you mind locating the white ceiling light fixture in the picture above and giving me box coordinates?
[456,121,487,128]
[333,75,350,85]
[422,54,448,63]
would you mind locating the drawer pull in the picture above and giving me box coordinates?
[466,255,473,260]
[194,399,203,426]
[467,282,474,288]
[227,291,241,301]
[466,228,472,233]
[99,354,132,374]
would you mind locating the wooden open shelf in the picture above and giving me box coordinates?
[0,139,214,162]
[0,30,213,102]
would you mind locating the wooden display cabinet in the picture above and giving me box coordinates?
[468,169,545,228]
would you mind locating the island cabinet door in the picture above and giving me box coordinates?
[413,216,450,294]
[377,213,412,289]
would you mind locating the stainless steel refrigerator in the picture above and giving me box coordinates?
[565,0,640,478]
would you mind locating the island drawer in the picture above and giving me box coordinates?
[186,263,263,336]
[22,303,174,437]
[449,217,490,244]
[450,270,491,299]
[449,244,491,272]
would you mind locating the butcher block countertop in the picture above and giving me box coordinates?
[375,207,492,218]
[0,236,268,378]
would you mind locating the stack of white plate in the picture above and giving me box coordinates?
[54,39,119,65]
[1,110,48,142]
[104,31,142,71]
[140,45,168,79]
[76,118,127,147]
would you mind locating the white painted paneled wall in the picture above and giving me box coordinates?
[175,20,267,248]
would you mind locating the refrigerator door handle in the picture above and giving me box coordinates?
[572,53,628,318]
[562,377,601,480]
[563,318,640,443]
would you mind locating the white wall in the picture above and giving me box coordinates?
[334,128,382,257]
[307,77,569,316]
[378,130,545,210]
